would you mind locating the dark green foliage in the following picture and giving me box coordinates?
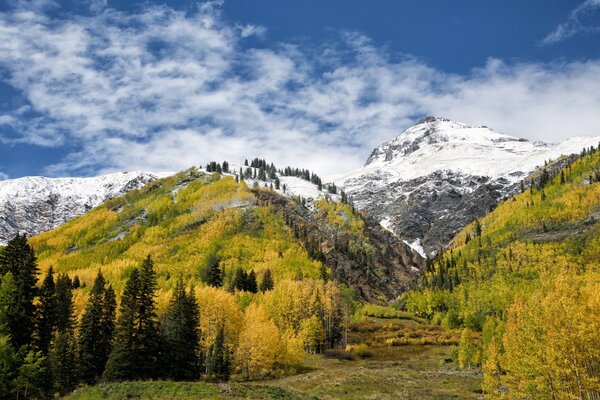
[259,269,274,292]
[232,267,248,292]
[160,280,200,381]
[205,255,223,287]
[104,256,161,381]
[206,326,230,381]
[54,273,73,332]
[36,267,56,355]
[71,276,80,289]
[247,270,258,294]
[79,272,115,384]
[0,234,39,349]
[50,272,78,395]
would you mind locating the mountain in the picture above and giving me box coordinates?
[29,168,424,303]
[404,139,600,399]
[334,116,600,257]
[0,171,163,245]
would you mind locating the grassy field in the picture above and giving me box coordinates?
[64,316,482,400]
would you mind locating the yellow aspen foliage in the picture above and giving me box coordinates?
[235,304,284,379]
[498,272,600,399]
[194,286,243,350]
[300,316,325,354]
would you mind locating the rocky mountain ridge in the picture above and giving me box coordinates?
[0,171,162,245]
[333,116,600,256]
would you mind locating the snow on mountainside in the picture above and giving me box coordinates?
[334,116,600,257]
[0,171,164,245]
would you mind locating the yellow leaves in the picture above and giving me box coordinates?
[496,271,600,399]
[194,286,243,350]
[235,303,283,379]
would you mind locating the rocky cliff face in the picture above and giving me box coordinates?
[0,171,161,245]
[334,117,600,257]
[254,189,425,303]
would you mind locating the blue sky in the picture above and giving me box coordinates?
[1,0,600,178]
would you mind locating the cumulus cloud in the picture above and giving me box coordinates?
[0,2,599,178]
[542,0,600,45]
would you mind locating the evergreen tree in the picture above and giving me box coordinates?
[205,255,223,287]
[246,270,258,294]
[0,234,39,349]
[79,271,115,384]
[71,275,80,289]
[232,268,248,291]
[104,256,160,381]
[206,326,230,381]
[100,284,116,373]
[103,269,140,381]
[259,269,274,292]
[160,280,200,380]
[36,267,56,355]
[49,273,77,395]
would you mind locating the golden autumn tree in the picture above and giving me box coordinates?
[495,272,600,399]
[235,303,284,379]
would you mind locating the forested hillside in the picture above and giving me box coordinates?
[405,145,600,398]
[0,166,424,398]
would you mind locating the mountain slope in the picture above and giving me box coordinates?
[29,169,424,303]
[0,171,163,245]
[334,116,600,256]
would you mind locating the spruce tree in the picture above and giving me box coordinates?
[104,256,160,381]
[259,269,274,292]
[232,267,248,291]
[160,280,200,380]
[103,269,140,381]
[36,267,56,355]
[0,234,39,349]
[206,326,230,381]
[79,271,114,384]
[205,255,223,287]
[247,270,258,293]
[49,273,78,395]
[100,285,116,373]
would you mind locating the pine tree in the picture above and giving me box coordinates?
[36,267,56,355]
[104,256,160,381]
[71,275,80,289]
[79,271,114,384]
[205,255,223,287]
[0,234,39,349]
[232,268,248,292]
[49,273,78,395]
[246,270,258,293]
[103,269,139,381]
[160,280,200,380]
[206,326,230,381]
[100,284,116,373]
[259,269,274,292]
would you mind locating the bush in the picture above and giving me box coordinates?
[347,343,373,359]
[323,348,355,361]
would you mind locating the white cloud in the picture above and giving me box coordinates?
[0,2,599,178]
[542,0,600,45]
[238,24,266,38]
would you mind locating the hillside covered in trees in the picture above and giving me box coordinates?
[0,167,424,398]
[405,146,600,398]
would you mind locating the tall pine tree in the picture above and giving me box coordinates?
[36,267,56,355]
[78,271,115,384]
[206,326,230,381]
[0,234,38,349]
[104,256,160,381]
[49,273,78,395]
[160,280,200,380]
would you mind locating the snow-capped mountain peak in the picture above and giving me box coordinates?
[335,117,600,256]
[0,171,164,245]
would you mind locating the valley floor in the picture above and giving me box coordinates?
[64,317,482,400]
